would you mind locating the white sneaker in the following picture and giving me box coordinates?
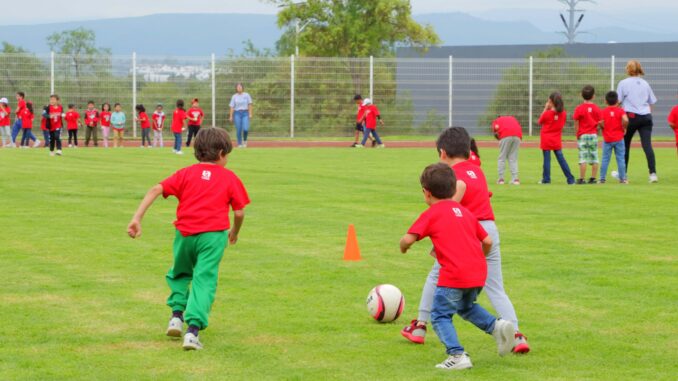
[491,319,515,356]
[68,144,73,148]
[172,149,177,153]
[33,139,41,148]
[354,144,364,148]
[435,353,473,370]
[56,150,62,156]
[376,144,386,148]
[183,333,203,350]
[176,151,184,155]
[649,173,658,183]
[243,142,247,148]
[166,317,183,337]
[49,152,55,156]
[237,144,244,148]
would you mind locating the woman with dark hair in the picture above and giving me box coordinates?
[617,60,658,182]
[229,83,253,148]
[538,92,575,184]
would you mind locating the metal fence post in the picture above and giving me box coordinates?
[132,51,137,138]
[211,53,216,127]
[610,55,616,91]
[369,56,374,101]
[290,54,295,138]
[50,51,55,94]
[448,55,453,127]
[528,56,534,137]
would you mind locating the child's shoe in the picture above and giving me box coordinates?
[376,144,386,149]
[354,144,364,148]
[435,352,472,370]
[512,332,530,354]
[56,150,62,156]
[33,139,41,148]
[649,173,658,183]
[491,319,515,356]
[401,319,426,344]
[166,317,183,337]
[176,151,184,155]
[576,178,586,185]
[371,140,378,147]
[350,143,357,147]
[587,177,597,184]
[183,333,203,350]
[497,179,505,185]
[620,179,629,184]
[511,179,521,185]
[49,151,55,157]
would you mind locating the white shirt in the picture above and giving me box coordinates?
[617,76,657,115]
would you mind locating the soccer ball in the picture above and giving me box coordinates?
[366,284,404,323]
[611,170,619,179]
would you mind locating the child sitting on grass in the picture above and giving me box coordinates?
[127,127,250,351]
[400,162,515,371]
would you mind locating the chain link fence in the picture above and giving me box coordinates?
[1,52,677,138]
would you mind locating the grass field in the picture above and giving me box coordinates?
[1,145,677,380]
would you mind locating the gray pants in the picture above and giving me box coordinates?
[417,220,519,330]
[498,136,520,182]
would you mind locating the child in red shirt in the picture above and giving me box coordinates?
[469,138,481,167]
[599,91,629,183]
[0,98,11,147]
[100,103,112,148]
[152,104,166,148]
[19,101,34,148]
[573,85,602,184]
[668,93,678,157]
[539,92,575,184]
[48,94,64,156]
[492,115,522,185]
[128,127,249,351]
[84,101,100,147]
[356,98,385,148]
[65,104,82,148]
[171,99,187,155]
[186,98,204,147]
[135,104,151,148]
[40,105,51,148]
[351,94,374,147]
[400,163,514,370]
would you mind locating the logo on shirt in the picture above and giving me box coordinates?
[610,112,615,117]
[201,170,212,181]
[452,208,463,217]
[466,170,477,179]
[588,107,593,113]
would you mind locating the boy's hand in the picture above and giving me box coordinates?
[127,219,142,238]
[228,231,239,245]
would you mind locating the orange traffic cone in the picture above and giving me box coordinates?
[343,224,361,261]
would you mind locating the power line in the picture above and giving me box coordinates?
[557,0,596,44]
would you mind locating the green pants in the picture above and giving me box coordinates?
[166,230,228,330]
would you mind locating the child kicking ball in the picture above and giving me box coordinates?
[127,127,250,350]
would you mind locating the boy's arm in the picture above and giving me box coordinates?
[622,114,629,131]
[229,209,245,244]
[481,236,493,256]
[127,184,164,239]
[400,233,418,254]
[573,120,580,134]
[452,180,466,202]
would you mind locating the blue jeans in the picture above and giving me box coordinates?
[233,110,249,145]
[360,128,382,146]
[42,130,51,148]
[174,133,182,151]
[600,140,627,181]
[431,287,497,355]
[11,120,36,144]
[542,150,575,184]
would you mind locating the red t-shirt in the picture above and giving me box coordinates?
[65,111,80,130]
[492,116,523,140]
[0,105,11,126]
[668,106,678,144]
[356,105,366,123]
[539,109,567,150]
[100,111,111,127]
[171,108,187,133]
[138,112,151,129]
[187,107,204,126]
[452,160,495,221]
[364,104,380,129]
[468,152,481,167]
[573,103,601,138]
[152,112,166,130]
[601,106,626,143]
[160,163,250,237]
[408,200,488,288]
[20,108,33,129]
[85,109,99,127]
[48,105,63,131]
[15,99,26,117]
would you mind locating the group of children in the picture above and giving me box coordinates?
[351,94,385,148]
[0,92,206,156]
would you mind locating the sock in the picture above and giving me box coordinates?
[172,311,184,321]
[187,325,199,336]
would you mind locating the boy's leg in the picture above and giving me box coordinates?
[74,130,78,146]
[431,287,465,355]
[497,138,509,181]
[541,150,551,183]
[360,128,370,146]
[166,230,196,314]
[508,137,520,182]
[183,231,228,331]
[456,288,497,334]
[43,130,50,148]
[11,120,21,145]
[417,260,440,323]
[85,126,91,146]
[55,129,62,150]
[589,135,599,180]
[371,129,383,145]
[577,138,587,180]
[600,142,613,182]
[28,130,37,143]
[555,150,575,184]
[615,141,627,181]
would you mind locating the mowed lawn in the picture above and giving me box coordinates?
[0,145,676,381]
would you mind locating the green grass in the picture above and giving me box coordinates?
[1,146,676,380]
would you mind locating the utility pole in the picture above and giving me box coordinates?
[558,0,595,44]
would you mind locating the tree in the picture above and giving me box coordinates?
[270,0,440,57]
[0,42,50,102]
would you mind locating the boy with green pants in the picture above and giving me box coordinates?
[128,127,250,350]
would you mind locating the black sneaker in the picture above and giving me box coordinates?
[599,179,606,184]
[350,143,357,147]
[576,179,586,185]
[588,177,597,184]
[371,140,377,147]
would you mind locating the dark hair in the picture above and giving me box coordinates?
[605,91,619,106]
[420,163,457,199]
[436,126,471,160]
[235,83,244,92]
[26,101,33,114]
[135,104,146,113]
[353,94,363,101]
[114,103,121,108]
[17,91,25,98]
[156,104,163,108]
[470,138,480,158]
[50,94,60,101]
[176,99,185,110]
[102,103,111,111]
[194,127,233,162]
[581,85,595,101]
[68,104,75,109]
[87,100,94,105]
[192,98,199,104]
[549,92,564,113]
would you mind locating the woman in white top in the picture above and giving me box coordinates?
[229,83,253,148]
[616,60,658,182]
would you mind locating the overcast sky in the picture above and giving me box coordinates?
[1,0,676,24]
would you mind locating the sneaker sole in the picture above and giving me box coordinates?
[513,343,530,354]
[166,327,182,337]
[401,330,425,344]
[497,323,515,356]
[435,363,473,370]
[182,343,202,351]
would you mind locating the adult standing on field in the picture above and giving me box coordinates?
[229,83,253,148]
[617,60,658,183]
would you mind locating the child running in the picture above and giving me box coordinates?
[400,162,515,370]
[492,115,522,185]
[127,127,249,351]
[111,103,126,148]
[186,98,204,147]
[65,104,82,148]
[573,85,602,184]
[355,98,385,148]
[401,127,530,355]
[101,103,112,148]
[152,104,166,148]
[84,101,100,147]
[171,99,187,155]
[599,91,629,184]
[136,104,151,148]
[0,98,11,147]
[539,92,575,184]
[19,101,34,148]
[48,94,64,156]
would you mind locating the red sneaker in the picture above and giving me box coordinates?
[401,319,426,344]
[512,332,530,354]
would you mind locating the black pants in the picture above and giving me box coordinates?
[624,114,656,174]
[68,129,78,146]
[141,128,151,146]
[49,129,62,151]
[186,125,200,146]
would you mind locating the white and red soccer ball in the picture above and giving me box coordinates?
[366,284,404,323]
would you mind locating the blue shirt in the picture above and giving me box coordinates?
[617,77,657,115]
[111,111,126,128]
[229,92,252,111]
